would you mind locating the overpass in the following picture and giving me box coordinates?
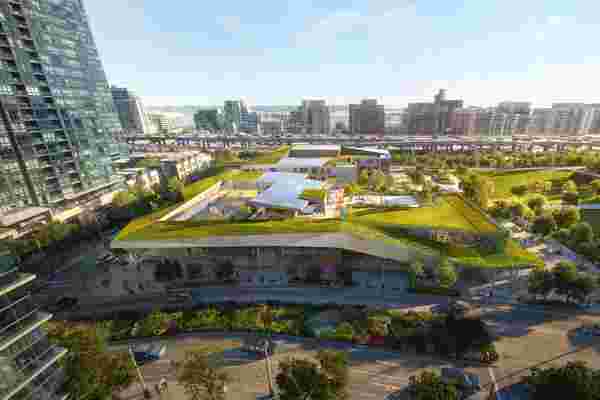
[121,134,600,153]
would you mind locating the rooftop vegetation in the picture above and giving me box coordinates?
[482,170,573,199]
[116,193,540,268]
[300,189,327,202]
[182,170,263,200]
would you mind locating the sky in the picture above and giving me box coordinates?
[84,0,600,108]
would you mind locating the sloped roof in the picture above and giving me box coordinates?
[250,178,323,210]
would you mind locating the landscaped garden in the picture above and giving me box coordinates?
[481,170,573,199]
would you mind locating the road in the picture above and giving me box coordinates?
[113,332,491,400]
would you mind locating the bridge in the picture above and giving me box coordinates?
[122,134,600,153]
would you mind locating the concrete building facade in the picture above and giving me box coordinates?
[302,100,330,135]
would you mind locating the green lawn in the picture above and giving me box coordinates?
[351,195,497,234]
[116,193,542,269]
[483,170,573,199]
[222,146,290,166]
[182,170,262,200]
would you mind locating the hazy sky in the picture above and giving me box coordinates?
[84,0,600,107]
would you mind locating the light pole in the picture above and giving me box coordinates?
[129,346,152,399]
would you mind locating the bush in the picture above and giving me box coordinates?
[410,286,460,297]
[511,184,528,196]
[479,343,500,364]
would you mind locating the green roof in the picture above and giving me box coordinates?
[114,194,541,269]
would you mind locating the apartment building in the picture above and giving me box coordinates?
[147,113,177,134]
[0,255,68,400]
[0,0,127,212]
[111,86,151,135]
[301,100,330,135]
[349,99,385,135]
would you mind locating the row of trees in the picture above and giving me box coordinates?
[409,361,600,400]
[528,261,598,304]
[461,173,495,208]
[392,150,600,171]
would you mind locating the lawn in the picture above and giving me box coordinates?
[115,192,542,269]
[222,146,290,166]
[483,170,573,199]
[183,170,263,200]
[351,195,497,234]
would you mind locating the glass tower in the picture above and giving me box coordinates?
[0,0,125,210]
[0,254,68,400]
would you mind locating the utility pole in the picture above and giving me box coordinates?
[264,340,275,398]
[129,346,152,399]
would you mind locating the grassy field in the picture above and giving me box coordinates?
[183,170,263,200]
[483,170,573,199]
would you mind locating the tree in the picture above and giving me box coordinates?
[167,176,185,201]
[562,180,578,194]
[408,371,459,400]
[473,176,495,208]
[316,350,349,400]
[562,191,579,206]
[571,275,597,304]
[409,259,425,288]
[137,309,170,337]
[553,207,580,229]
[510,202,533,220]
[553,261,578,302]
[524,361,600,400]
[258,304,274,331]
[527,195,547,214]
[421,181,434,205]
[511,184,528,197]
[276,358,330,400]
[112,190,136,208]
[531,213,557,236]
[177,350,230,400]
[372,170,386,192]
[437,258,457,288]
[384,174,395,191]
[528,269,554,300]
[591,179,600,194]
[570,222,594,246]
[411,168,426,186]
[47,322,135,400]
[358,169,369,186]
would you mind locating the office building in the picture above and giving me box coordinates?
[329,105,348,134]
[301,100,330,135]
[0,0,126,212]
[407,90,463,135]
[223,100,243,133]
[194,108,222,132]
[147,113,176,134]
[349,99,385,135]
[111,86,150,135]
[240,109,259,133]
[0,254,68,400]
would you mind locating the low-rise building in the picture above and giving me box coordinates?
[159,152,212,182]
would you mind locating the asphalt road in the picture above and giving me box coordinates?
[113,332,491,400]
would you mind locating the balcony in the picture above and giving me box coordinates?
[10,360,68,400]
[0,307,50,351]
[0,345,67,400]
[0,271,34,298]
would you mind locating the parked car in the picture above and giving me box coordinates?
[441,367,481,395]
[132,343,167,364]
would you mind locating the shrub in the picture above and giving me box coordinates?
[511,184,528,196]
[479,343,500,364]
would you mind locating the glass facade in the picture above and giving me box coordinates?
[0,0,124,210]
[0,259,66,400]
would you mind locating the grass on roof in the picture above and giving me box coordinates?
[482,170,573,199]
[300,189,327,202]
[183,170,263,200]
[116,193,541,269]
[350,195,497,234]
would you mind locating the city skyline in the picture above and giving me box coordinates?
[85,0,600,108]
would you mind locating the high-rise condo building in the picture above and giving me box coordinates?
[301,100,330,135]
[111,86,150,135]
[0,254,68,400]
[407,90,462,135]
[349,99,385,135]
[0,0,126,210]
